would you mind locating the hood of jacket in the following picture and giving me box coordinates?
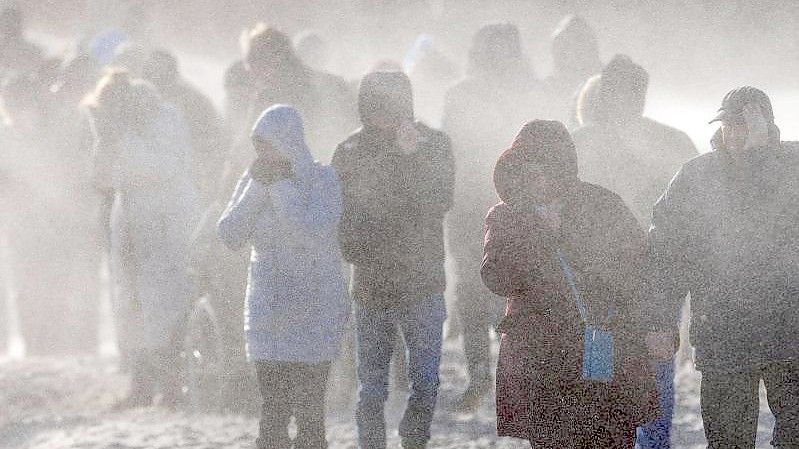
[493,119,579,206]
[251,104,315,179]
[467,23,533,83]
[551,14,601,80]
[357,70,414,129]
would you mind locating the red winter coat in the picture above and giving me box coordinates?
[481,184,658,445]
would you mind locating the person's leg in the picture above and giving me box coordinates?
[113,349,156,409]
[397,293,446,448]
[636,359,675,448]
[700,369,760,449]
[255,361,292,449]
[292,361,331,449]
[762,362,799,448]
[355,300,396,449]
[452,239,498,408]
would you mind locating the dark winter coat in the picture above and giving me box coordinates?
[331,73,452,304]
[482,120,657,443]
[332,122,454,304]
[647,137,799,372]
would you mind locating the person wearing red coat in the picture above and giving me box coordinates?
[481,120,658,448]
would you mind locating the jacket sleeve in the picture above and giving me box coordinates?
[403,131,455,215]
[645,165,697,330]
[216,173,271,251]
[331,141,377,265]
[269,169,342,240]
[480,205,545,297]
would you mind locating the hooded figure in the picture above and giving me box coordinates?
[482,120,658,447]
[218,104,349,448]
[573,55,696,449]
[332,71,454,449]
[572,55,697,226]
[218,104,348,362]
[441,22,547,409]
[545,14,602,124]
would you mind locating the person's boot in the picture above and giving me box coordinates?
[113,353,155,409]
[154,349,184,409]
[452,363,492,412]
[400,438,427,449]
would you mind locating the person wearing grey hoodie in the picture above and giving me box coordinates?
[218,104,349,449]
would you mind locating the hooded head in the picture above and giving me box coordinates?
[358,71,414,130]
[467,23,531,80]
[53,53,99,99]
[294,31,328,71]
[251,104,314,178]
[585,54,648,125]
[142,49,179,89]
[551,15,601,79]
[244,24,305,80]
[493,120,578,206]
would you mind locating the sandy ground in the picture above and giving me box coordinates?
[0,338,778,449]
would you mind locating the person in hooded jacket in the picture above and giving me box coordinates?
[571,54,697,449]
[645,86,799,449]
[218,104,349,449]
[141,49,229,206]
[332,71,454,449]
[88,71,199,407]
[441,22,547,411]
[482,120,658,448]
[544,14,602,126]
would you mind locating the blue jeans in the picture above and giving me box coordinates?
[355,293,446,449]
[636,359,675,449]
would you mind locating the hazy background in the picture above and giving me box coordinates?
[19,0,799,147]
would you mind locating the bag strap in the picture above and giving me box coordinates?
[556,248,588,323]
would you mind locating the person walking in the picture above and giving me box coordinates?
[218,104,349,448]
[646,86,799,449]
[482,120,658,448]
[332,71,455,449]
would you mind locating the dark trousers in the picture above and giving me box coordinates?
[255,361,331,449]
[700,362,799,449]
[450,230,504,387]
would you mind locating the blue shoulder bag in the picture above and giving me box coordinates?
[557,249,614,382]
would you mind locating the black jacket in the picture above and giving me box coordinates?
[647,140,799,371]
[331,123,455,304]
